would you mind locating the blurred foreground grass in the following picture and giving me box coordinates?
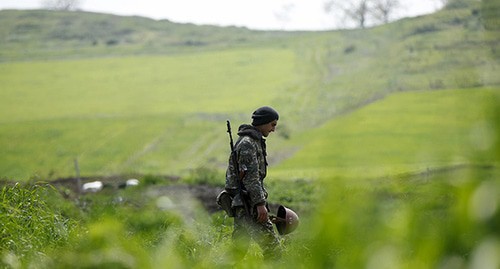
[1,162,499,268]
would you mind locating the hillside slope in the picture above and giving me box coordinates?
[274,1,499,131]
[274,88,500,179]
[0,9,301,61]
[271,1,498,179]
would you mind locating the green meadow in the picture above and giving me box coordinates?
[0,48,296,179]
[1,0,500,268]
[274,88,500,179]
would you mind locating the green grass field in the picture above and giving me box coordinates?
[274,88,500,180]
[2,2,498,181]
[0,48,296,179]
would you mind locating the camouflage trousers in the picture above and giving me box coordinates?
[232,207,282,260]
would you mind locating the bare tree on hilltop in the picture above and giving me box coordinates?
[324,0,402,29]
[325,0,371,28]
[42,0,82,11]
[373,0,402,24]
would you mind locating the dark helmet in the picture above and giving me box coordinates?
[275,205,299,235]
[216,190,234,217]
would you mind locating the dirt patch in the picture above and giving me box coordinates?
[50,175,226,213]
[49,175,284,214]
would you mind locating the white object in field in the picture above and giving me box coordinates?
[82,181,103,192]
[126,179,139,186]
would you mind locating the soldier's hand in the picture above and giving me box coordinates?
[256,204,268,223]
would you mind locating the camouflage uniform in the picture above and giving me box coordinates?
[225,124,282,259]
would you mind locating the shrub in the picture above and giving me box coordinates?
[410,24,439,36]
[445,0,473,10]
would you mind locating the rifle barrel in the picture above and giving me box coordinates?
[226,120,251,218]
[227,120,234,152]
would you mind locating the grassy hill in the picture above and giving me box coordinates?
[0,1,499,181]
[0,9,301,61]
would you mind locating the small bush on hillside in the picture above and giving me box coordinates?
[344,44,356,54]
[445,0,473,9]
[410,24,440,36]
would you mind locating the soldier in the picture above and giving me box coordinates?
[225,106,282,260]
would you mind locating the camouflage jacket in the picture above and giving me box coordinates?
[225,124,269,209]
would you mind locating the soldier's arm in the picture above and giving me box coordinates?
[238,139,266,207]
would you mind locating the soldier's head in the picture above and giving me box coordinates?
[251,106,279,137]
